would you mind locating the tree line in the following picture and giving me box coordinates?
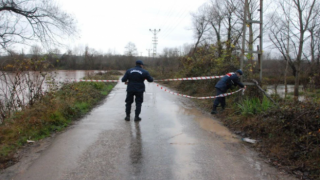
[1,0,320,99]
[189,0,320,98]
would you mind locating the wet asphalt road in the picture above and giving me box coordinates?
[1,82,296,180]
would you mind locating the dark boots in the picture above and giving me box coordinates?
[125,114,130,121]
[211,106,226,114]
[211,106,217,114]
[125,114,141,121]
[134,116,141,121]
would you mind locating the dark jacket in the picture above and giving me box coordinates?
[121,66,153,92]
[215,72,244,92]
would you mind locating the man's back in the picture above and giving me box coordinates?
[121,66,153,92]
[215,73,243,91]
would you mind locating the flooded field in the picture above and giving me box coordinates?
[0,70,108,107]
[0,70,107,91]
[266,84,305,101]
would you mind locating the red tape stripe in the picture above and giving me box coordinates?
[69,74,227,83]
[154,83,244,99]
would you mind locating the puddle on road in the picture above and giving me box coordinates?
[181,107,239,143]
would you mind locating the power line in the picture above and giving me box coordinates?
[160,6,193,40]
[160,1,184,32]
[158,2,192,37]
[157,1,180,29]
[161,10,191,40]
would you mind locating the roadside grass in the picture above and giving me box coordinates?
[237,96,274,116]
[154,78,320,180]
[0,72,118,169]
[223,101,320,179]
[147,48,320,179]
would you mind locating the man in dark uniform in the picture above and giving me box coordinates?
[211,69,245,114]
[122,60,153,121]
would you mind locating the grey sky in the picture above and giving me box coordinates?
[58,0,208,55]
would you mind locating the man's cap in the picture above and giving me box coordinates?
[136,60,144,65]
[236,69,243,75]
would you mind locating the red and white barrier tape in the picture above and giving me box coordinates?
[155,83,246,99]
[67,77,246,99]
[153,75,224,82]
[65,75,226,83]
[78,79,119,82]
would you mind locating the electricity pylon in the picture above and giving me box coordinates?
[149,29,160,58]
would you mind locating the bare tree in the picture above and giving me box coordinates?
[124,42,137,56]
[205,0,243,59]
[307,13,320,68]
[268,0,320,99]
[316,29,320,66]
[206,0,224,57]
[191,0,244,62]
[191,4,209,56]
[0,0,77,50]
[30,45,43,60]
[224,0,243,60]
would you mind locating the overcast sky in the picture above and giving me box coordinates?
[57,0,208,55]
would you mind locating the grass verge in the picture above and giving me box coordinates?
[160,80,320,180]
[0,71,118,169]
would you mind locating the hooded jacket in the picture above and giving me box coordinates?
[121,66,153,92]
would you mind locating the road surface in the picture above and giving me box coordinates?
[0,82,296,180]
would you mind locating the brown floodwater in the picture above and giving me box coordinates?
[0,70,107,101]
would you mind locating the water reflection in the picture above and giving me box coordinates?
[266,84,305,101]
[52,70,107,82]
[0,70,109,120]
[130,122,143,174]
[0,70,107,98]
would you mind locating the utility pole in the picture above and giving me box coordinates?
[259,0,263,81]
[241,0,263,82]
[285,2,291,97]
[149,29,161,58]
[240,0,248,79]
[146,49,152,57]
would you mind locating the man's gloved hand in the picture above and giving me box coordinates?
[125,82,128,85]
[242,86,247,95]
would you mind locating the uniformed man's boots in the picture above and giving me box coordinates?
[134,116,141,121]
[211,106,217,114]
[125,114,130,121]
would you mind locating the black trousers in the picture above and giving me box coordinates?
[125,91,144,116]
[213,88,227,110]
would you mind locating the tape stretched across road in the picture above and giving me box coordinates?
[155,83,246,99]
[72,75,226,83]
[153,75,224,82]
[74,79,120,82]
[71,75,246,99]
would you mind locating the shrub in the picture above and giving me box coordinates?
[237,96,274,116]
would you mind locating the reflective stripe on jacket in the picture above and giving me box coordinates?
[121,66,154,92]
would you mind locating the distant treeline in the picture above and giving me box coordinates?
[0,50,314,77]
[0,51,181,71]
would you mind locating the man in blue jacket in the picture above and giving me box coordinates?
[211,69,245,114]
[122,60,154,121]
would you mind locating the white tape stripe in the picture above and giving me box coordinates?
[154,83,245,99]
[154,75,225,82]
[78,80,119,82]
[67,74,226,83]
